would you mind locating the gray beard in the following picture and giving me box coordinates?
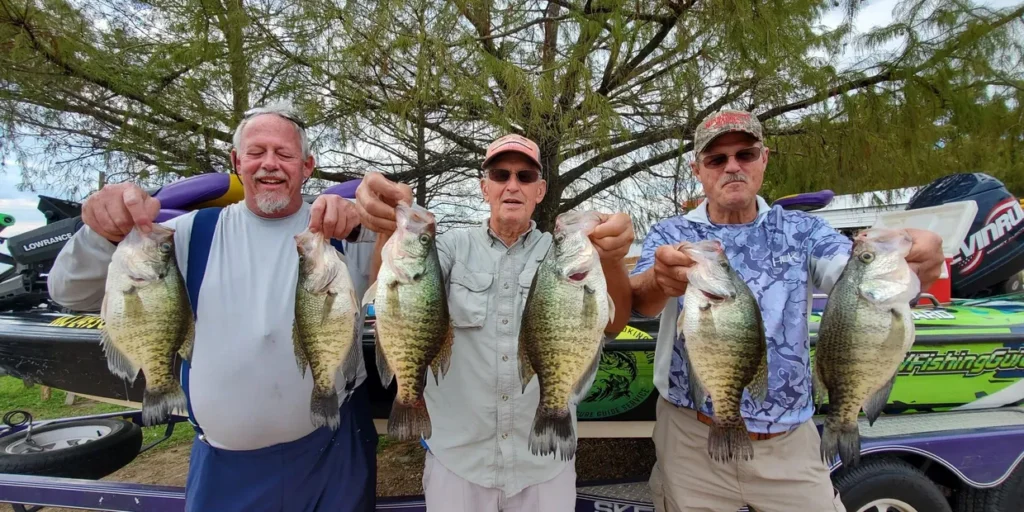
[255,192,290,214]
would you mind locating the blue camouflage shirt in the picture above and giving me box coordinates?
[632,196,852,433]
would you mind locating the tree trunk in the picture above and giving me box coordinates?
[220,0,249,127]
[535,146,561,232]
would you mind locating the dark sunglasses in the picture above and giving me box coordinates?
[242,107,307,130]
[701,147,763,169]
[487,168,540,184]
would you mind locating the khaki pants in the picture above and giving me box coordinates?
[422,451,577,512]
[650,397,846,512]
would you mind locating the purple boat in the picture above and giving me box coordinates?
[772,189,835,212]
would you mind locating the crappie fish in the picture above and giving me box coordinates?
[814,228,919,467]
[100,225,194,426]
[293,229,362,431]
[363,203,452,441]
[519,210,614,461]
[676,240,768,463]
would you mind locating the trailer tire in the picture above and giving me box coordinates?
[957,462,1024,512]
[833,457,952,512]
[0,417,142,480]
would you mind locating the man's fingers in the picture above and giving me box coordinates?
[308,198,326,233]
[104,201,134,236]
[122,186,153,233]
[656,245,694,267]
[324,203,340,238]
[91,207,121,241]
[144,197,161,223]
[362,196,399,225]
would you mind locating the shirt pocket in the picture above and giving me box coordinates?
[448,264,493,328]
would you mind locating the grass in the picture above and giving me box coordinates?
[1,376,194,453]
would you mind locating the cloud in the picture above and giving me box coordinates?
[0,198,38,210]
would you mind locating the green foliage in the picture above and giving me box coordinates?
[0,0,1021,232]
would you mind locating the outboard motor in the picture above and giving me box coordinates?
[907,173,1024,298]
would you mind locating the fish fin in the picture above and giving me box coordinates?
[320,291,337,327]
[100,331,140,383]
[748,346,769,404]
[708,417,754,463]
[292,320,309,378]
[339,310,363,389]
[582,285,597,330]
[375,331,395,389]
[430,323,454,386]
[821,418,860,467]
[528,407,577,461]
[361,280,378,308]
[518,337,536,393]
[606,292,615,328]
[388,399,431,441]
[683,346,707,408]
[309,385,341,431]
[863,373,896,425]
[811,361,828,412]
[889,307,915,353]
[177,316,195,362]
[141,384,186,427]
[572,341,605,402]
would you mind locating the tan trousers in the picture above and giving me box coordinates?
[422,451,577,512]
[650,397,847,512]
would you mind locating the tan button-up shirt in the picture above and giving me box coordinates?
[424,219,573,497]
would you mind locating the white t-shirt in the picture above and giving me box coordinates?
[48,201,370,450]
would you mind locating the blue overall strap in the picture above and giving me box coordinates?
[181,207,223,436]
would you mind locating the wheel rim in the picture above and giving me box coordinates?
[855,498,918,512]
[4,425,113,454]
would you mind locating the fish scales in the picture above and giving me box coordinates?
[677,239,769,463]
[101,225,194,426]
[293,229,361,431]
[367,203,452,441]
[519,210,612,461]
[814,228,918,468]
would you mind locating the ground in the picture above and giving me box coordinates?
[0,376,656,509]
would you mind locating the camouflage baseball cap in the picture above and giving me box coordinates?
[693,109,763,155]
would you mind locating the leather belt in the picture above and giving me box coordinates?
[695,411,788,441]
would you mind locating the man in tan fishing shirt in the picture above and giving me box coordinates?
[356,134,636,511]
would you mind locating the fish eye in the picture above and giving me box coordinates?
[418,234,430,245]
[859,252,874,263]
[555,233,565,244]
[159,242,172,253]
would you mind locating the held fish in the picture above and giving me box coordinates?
[676,240,768,463]
[363,203,452,441]
[100,225,194,426]
[519,210,614,461]
[293,229,362,431]
[814,228,919,467]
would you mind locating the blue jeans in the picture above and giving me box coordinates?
[185,384,378,512]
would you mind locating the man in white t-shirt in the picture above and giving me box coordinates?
[48,103,377,512]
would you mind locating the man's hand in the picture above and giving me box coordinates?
[652,244,696,297]
[590,213,634,262]
[904,228,944,291]
[355,172,413,235]
[309,194,360,240]
[81,183,161,243]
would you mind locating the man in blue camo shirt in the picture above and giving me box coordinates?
[629,109,944,512]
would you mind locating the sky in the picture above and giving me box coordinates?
[1,0,1020,268]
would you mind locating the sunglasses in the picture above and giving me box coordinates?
[701,147,763,169]
[242,107,307,130]
[487,168,540,184]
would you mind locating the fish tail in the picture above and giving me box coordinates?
[821,418,861,467]
[309,386,341,431]
[707,417,753,463]
[528,407,577,461]
[388,398,431,441]
[141,384,187,427]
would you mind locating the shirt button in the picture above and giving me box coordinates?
[502,394,509,401]
[502,319,508,325]
[502,355,509,362]
[504,283,509,289]
[501,433,509,439]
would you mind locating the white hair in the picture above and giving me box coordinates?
[232,101,310,159]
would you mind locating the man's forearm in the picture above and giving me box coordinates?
[47,226,117,312]
[630,268,670,318]
[601,258,632,335]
